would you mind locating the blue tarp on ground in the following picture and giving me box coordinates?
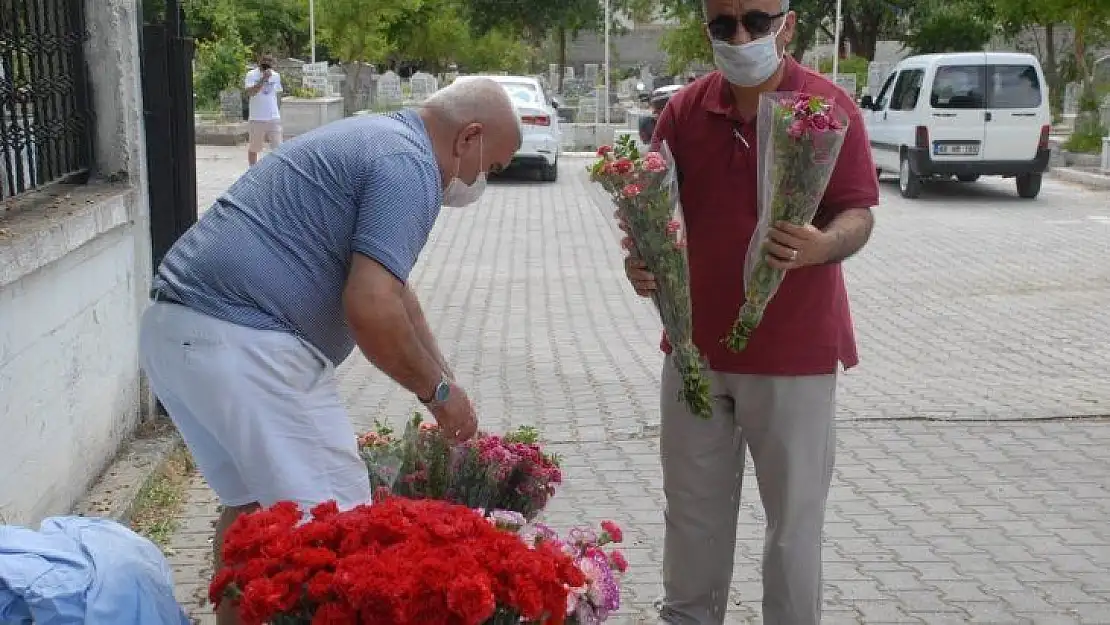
[0,516,190,625]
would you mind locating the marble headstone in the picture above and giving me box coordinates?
[410,71,438,102]
[377,70,403,105]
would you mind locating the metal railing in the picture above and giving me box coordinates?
[0,0,92,200]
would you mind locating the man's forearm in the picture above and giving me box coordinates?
[821,208,874,263]
[401,286,453,378]
[346,296,443,399]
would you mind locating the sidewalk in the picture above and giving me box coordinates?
[166,148,1110,624]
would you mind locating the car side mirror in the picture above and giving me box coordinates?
[859,95,875,110]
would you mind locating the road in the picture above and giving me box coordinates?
[171,146,1110,624]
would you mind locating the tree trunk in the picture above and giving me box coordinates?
[1043,23,1061,118]
[792,22,816,64]
[558,25,567,93]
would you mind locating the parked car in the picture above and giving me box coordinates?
[860,52,1051,199]
[454,74,562,182]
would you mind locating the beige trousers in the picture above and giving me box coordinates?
[658,355,837,625]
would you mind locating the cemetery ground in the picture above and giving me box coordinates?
[167,146,1110,624]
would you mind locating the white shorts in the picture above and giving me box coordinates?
[138,301,371,510]
[247,120,283,153]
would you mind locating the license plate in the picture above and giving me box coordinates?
[934,143,980,156]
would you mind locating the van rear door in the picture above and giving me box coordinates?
[927,58,988,163]
[981,61,1046,162]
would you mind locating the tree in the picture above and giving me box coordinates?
[900,0,996,54]
[994,0,1110,117]
[840,0,907,61]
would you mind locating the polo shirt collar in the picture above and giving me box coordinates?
[705,54,807,119]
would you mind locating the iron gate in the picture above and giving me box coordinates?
[141,0,196,270]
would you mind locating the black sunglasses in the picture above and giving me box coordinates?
[708,11,785,42]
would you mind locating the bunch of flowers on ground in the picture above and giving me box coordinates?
[358,414,562,520]
[724,92,850,352]
[522,520,629,625]
[210,497,585,625]
[589,135,712,419]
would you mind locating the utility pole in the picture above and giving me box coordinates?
[831,0,842,81]
[309,0,316,64]
[603,0,611,125]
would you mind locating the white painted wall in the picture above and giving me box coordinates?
[0,0,152,525]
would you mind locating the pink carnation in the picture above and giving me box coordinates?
[621,183,643,198]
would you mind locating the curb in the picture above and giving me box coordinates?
[1047,167,1110,191]
[72,418,184,525]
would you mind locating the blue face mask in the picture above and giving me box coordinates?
[711,19,786,87]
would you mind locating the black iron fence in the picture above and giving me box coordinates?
[0,0,92,200]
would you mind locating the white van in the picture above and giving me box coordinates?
[861,52,1052,199]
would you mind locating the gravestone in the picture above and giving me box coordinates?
[866,62,890,98]
[618,77,637,99]
[219,89,243,121]
[1063,82,1080,116]
[578,96,599,123]
[564,66,575,82]
[410,72,438,102]
[302,61,330,96]
[1101,96,1110,130]
[549,64,560,91]
[377,70,403,106]
[584,63,599,87]
[639,66,654,92]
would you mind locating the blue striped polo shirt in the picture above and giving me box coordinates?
[153,109,443,365]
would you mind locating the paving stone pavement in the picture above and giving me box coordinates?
[169,146,1110,624]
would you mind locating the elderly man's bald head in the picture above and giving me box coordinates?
[418,77,523,193]
[425,79,519,132]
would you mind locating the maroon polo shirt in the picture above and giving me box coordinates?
[653,56,879,376]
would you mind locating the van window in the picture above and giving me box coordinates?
[890,69,924,111]
[989,65,1042,109]
[930,65,986,109]
[874,71,898,110]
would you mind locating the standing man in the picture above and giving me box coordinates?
[244,54,283,166]
[139,78,521,625]
[625,1,879,623]
[639,92,672,145]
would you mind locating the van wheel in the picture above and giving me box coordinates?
[541,159,558,182]
[1016,173,1042,199]
[957,174,980,182]
[898,156,922,199]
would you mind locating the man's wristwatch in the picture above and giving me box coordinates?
[419,376,451,409]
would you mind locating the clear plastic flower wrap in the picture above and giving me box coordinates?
[724,91,851,352]
[589,136,712,419]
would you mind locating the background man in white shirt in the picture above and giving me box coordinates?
[244,54,283,165]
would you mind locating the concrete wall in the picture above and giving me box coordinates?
[0,0,153,525]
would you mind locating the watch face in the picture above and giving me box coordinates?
[434,381,451,403]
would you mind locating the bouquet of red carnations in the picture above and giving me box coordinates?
[589,135,712,419]
[210,497,585,625]
[724,92,850,352]
[359,414,562,521]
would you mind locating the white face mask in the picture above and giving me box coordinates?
[712,19,786,87]
[443,137,487,207]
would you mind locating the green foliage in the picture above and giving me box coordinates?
[659,7,711,75]
[1064,120,1108,154]
[193,31,251,106]
[900,0,997,53]
[818,55,869,93]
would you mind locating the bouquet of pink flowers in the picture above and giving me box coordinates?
[724,92,851,352]
[359,414,562,521]
[519,520,628,624]
[589,135,712,419]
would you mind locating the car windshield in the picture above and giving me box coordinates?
[497,82,542,106]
